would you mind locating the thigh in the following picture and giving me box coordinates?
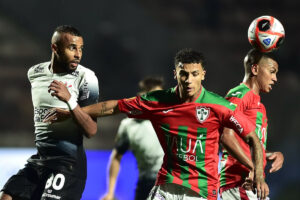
[1,164,45,200]
[40,172,86,200]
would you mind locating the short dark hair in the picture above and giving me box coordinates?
[244,48,277,73]
[54,25,82,37]
[174,48,206,69]
[139,76,164,93]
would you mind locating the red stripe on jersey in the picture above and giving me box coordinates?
[239,187,250,200]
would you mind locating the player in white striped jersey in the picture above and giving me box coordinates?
[0,25,99,200]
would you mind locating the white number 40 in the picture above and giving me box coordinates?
[45,173,65,190]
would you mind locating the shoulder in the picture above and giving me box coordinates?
[120,118,135,127]
[76,65,98,80]
[226,84,251,99]
[201,89,236,111]
[140,87,177,103]
[27,61,50,80]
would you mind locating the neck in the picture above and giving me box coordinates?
[178,85,202,103]
[50,54,67,73]
[243,75,260,95]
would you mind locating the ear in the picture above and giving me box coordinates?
[202,70,206,80]
[173,68,177,80]
[51,44,58,53]
[251,64,259,76]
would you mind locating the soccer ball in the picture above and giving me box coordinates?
[248,16,285,52]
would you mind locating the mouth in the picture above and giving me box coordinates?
[186,87,193,93]
[70,60,80,68]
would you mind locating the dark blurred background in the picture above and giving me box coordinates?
[0,0,299,199]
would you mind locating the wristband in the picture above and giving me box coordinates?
[67,98,78,110]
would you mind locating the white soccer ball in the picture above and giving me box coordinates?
[248,15,285,52]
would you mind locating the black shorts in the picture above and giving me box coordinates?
[135,176,156,200]
[1,163,86,200]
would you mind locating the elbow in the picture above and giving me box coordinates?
[85,126,98,138]
[221,129,235,145]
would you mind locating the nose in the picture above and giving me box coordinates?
[185,74,192,84]
[74,49,82,59]
[273,74,277,82]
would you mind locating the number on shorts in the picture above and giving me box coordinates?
[45,173,66,190]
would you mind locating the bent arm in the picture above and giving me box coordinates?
[48,80,98,138]
[102,149,123,200]
[70,105,97,138]
[243,131,269,199]
[221,128,254,171]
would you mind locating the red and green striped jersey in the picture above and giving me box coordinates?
[219,83,268,192]
[118,86,254,200]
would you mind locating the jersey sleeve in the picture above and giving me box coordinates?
[114,119,130,155]
[118,96,151,119]
[78,71,99,107]
[222,108,255,138]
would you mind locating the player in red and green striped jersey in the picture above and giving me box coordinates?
[219,49,284,200]
[44,48,268,200]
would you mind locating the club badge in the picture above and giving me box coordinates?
[196,106,210,123]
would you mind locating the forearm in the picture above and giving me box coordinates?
[71,105,97,138]
[245,131,264,179]
[82,100,120,118]
[107,150,122,196]
[221,128,254,171]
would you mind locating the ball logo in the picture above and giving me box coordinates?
[196,106,210,123]
[263,38,271,46]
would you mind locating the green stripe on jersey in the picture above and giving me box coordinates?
[226,84,250,99]
[219,151,228,187]
[196,88,236,111]
[255,112,267,149]
[196,128,208,196]
[162,123,174,183]
[177,126,192,189]
[255,112,263,139]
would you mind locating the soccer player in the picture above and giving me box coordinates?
[0,25,99,200]
[219,49,284,200]
[101,77,164,200]
[45,48,268,200]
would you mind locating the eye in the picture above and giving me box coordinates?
[192,72,199,76]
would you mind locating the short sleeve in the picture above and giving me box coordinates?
[118,96,150,119]
[78,71,99,107]
[222,109,255,138]
[114,120,130,155]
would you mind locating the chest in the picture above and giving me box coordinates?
[31,74,81,107]
[152,104,222,140]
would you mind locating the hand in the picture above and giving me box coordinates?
[254,176,269,200]
[267,152,284,173]
[242,169,254,191]
[48,80,71,102]
[43,108,71,124]
[100,193,114,200]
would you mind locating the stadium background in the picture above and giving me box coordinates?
[0,0,299,199]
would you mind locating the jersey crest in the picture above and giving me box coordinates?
[196,106,210,123]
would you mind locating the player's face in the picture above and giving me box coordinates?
[174,63,206,102]
[54,33,83,72]
[257,58,278,93]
